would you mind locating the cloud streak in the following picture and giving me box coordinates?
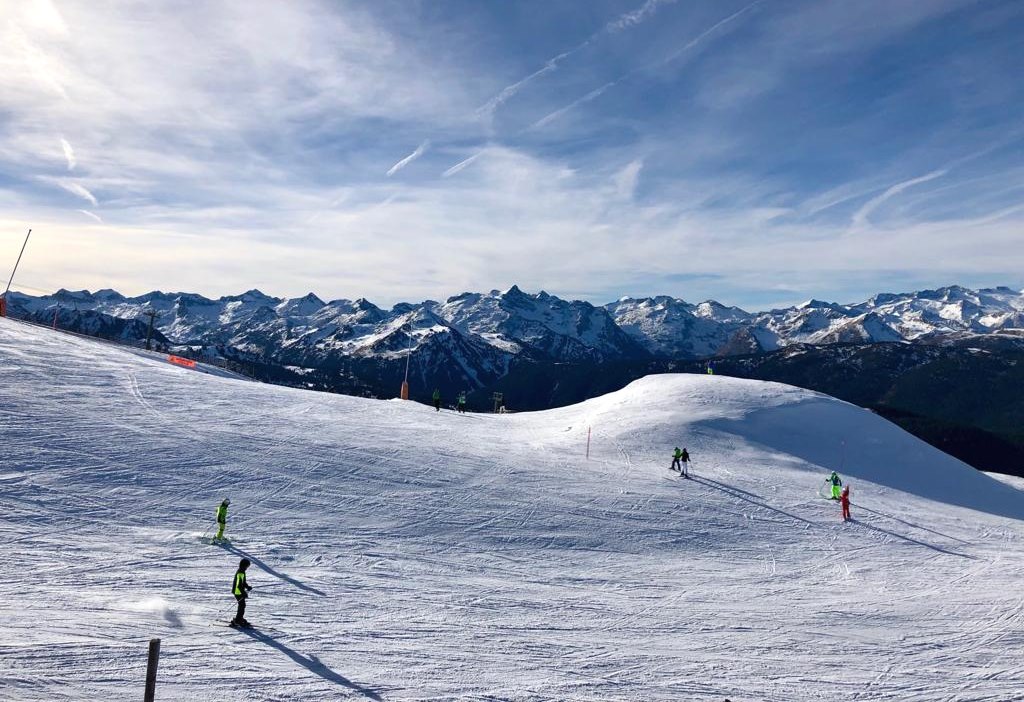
[531,1,764,129]
[656,0,765,67]
[77,209,103,223]
[442,152,482,178]
[476,0,682,120]
[55,180,98,206]
[60,137,76,170]
[386,140,431,176]
[606,0,679,33]
[531,81,619,130]
[851,169,949,229]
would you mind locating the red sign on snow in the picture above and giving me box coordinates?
[167,355,197,369]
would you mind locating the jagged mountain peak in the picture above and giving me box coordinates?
[796,298,847,311]
[52,288,96,302]
[219,288,280,304]
[93,288,125,301]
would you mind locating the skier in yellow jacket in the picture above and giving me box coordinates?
[214,499,230,543]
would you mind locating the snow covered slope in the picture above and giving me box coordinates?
[2,317,1024,701]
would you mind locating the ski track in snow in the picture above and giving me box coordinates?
[2,317,1024,701]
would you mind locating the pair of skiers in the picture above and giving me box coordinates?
[211,500,255,626]
[670,447,691,476]
[826,471,852,521]
[432,389,468,413]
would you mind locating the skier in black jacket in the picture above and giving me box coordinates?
[230,558,253,627]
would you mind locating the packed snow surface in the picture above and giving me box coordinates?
[2,317,1024,701]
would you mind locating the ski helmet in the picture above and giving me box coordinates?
[223,498,230,505]
[239,558,251,569]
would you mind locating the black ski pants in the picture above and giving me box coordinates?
[234,595,247,622]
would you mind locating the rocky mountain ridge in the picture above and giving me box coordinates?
[8,285,1023,383]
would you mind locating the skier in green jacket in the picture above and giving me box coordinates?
[827,471,843,500]
[230,557,253,627]
[671,447,683,472]
[214,498,230,543]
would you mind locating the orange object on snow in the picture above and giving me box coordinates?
[168,355,197,369]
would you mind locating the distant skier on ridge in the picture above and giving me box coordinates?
[432,388,441,412]
[457,392,467,414]
[230,557,253,627]
[214,498,230,543]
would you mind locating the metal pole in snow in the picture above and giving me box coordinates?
[586,426,591,459]
[52,305,59,330]
[2,228,32,306]
[400,328,412,400]
[143,638,160,702]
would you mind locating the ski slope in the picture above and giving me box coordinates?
[2,317,1024,701]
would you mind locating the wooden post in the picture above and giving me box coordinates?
[586,426,591,459]
[144,638,160,702]
[400,380,409,400]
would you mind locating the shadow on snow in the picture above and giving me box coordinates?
[240,627,384,700]
[219,542,326,596]
[691,475,817,527]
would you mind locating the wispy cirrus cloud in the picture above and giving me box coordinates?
[442,152,482,178]
[531,1,764,129]
[386,140,431,176]
[77,209,102,223]
[59,137,76,170]
[53,179,98,206]
[851,169,949,230]
[606,0,679,33]
[476,0,684,121]
[1,0,1022,311]
[531,81,619,130]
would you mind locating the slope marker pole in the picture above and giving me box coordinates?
[586,426,591,459]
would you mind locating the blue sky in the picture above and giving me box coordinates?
[1,0,1022,309]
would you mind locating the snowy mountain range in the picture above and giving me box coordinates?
[7,283,1024,474]
[8,284,1023,372]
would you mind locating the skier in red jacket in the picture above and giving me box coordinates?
[840,485,851,521]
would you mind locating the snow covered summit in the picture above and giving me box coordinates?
[2,317,1023,700]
